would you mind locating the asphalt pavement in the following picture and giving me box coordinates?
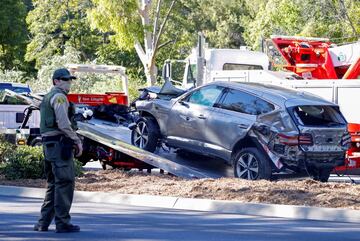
[1,195,360,241]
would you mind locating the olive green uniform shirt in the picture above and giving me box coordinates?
[42,87,81,145]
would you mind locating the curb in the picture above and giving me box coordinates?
[1,185,360,223]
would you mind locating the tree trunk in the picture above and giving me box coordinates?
[146,60,157,86]
[136,0,176,86]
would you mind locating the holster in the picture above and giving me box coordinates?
[59,136,74,160]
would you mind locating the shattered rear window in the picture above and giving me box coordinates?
[293,105,346,127]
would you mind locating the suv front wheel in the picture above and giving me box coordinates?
[131,117,160,153]
[233,147,272,180]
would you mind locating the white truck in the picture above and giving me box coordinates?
[0,88,40,143]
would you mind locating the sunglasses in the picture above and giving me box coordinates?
[59,78,72,81]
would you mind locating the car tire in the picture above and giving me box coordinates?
[312,168,332,182]
[233,147,272,180]
[131,117,160,153]
[30,137,42,147]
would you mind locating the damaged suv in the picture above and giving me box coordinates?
[132,81,350,181]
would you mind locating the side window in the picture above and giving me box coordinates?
[219,89,274,115]
[223,63,263,70]
[186,85,224,107]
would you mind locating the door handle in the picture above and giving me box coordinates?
[237,124,248,129]
[198,114,206,119]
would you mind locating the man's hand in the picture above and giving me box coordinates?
[74,143,83,157]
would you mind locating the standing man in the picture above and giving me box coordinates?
[34,68,83,233]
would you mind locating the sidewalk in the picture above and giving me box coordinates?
[1,185,360,223]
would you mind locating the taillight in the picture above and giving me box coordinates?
[276,133,313,146]
[298,133,313,146]
[277,134,298,146]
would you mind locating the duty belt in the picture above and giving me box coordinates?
[42,135,64,142]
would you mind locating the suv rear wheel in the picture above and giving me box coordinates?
[233,147,272,180]
[131,117,160,153]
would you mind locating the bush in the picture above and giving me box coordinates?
[4,145,44,180]
[3,145,83,180]
[0,135,15,164]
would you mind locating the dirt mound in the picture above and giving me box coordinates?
[1,170,360,209]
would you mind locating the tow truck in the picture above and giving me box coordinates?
[268,35,360,172]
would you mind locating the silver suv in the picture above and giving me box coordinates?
[132,81,350,181]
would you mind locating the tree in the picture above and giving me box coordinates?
[243,0,360,50]
[184,0,250,49]
[26,0,102,69]
[0,0,28,70]
[89,0,177,86]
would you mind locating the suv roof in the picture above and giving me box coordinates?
[209,81,336,107]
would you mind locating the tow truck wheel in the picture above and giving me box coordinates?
[233,148,272,180]
[30,137,42,147]
[312,168,332,182]
[100,160,113,170]
[131,117,160,153]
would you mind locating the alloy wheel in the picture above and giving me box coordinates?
[236,153,259,180]
[133,121,149,149]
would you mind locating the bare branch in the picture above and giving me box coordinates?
[153,0,176,54]
[157,40,174,50]
[152,0,162,50]
[339,0,358,36]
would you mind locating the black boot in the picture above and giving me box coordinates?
[55,224,80,233]
[33,224,49,232]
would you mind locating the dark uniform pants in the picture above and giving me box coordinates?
[37,138,75,228]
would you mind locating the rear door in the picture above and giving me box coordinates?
[289,104,347,152]
[204,88,275,161]
[166,85,225,152]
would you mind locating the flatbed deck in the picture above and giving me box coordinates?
[77,119,232,179]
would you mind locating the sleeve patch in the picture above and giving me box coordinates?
[55,96,67,104]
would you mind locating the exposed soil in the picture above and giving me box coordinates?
[1,170,360,210]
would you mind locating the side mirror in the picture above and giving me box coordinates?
[179,100,189,108]
[162,60,172,80]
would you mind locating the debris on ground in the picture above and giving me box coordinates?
[1,170,359,210]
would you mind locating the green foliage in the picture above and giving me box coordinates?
[26,0,102,69]
[88,0,141,50]
[182,0,250,48]
[1,143,83,180]
[0,135,15,164]
[29,46,82,92]
[243,0,360,50]
[3,145,45,180]
[0,0,30,71]
[0,69,32,84]
[74,158,84,177]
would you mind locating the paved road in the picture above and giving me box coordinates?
[1,195,359,241]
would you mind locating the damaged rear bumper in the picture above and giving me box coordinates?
[281,151,346,170]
